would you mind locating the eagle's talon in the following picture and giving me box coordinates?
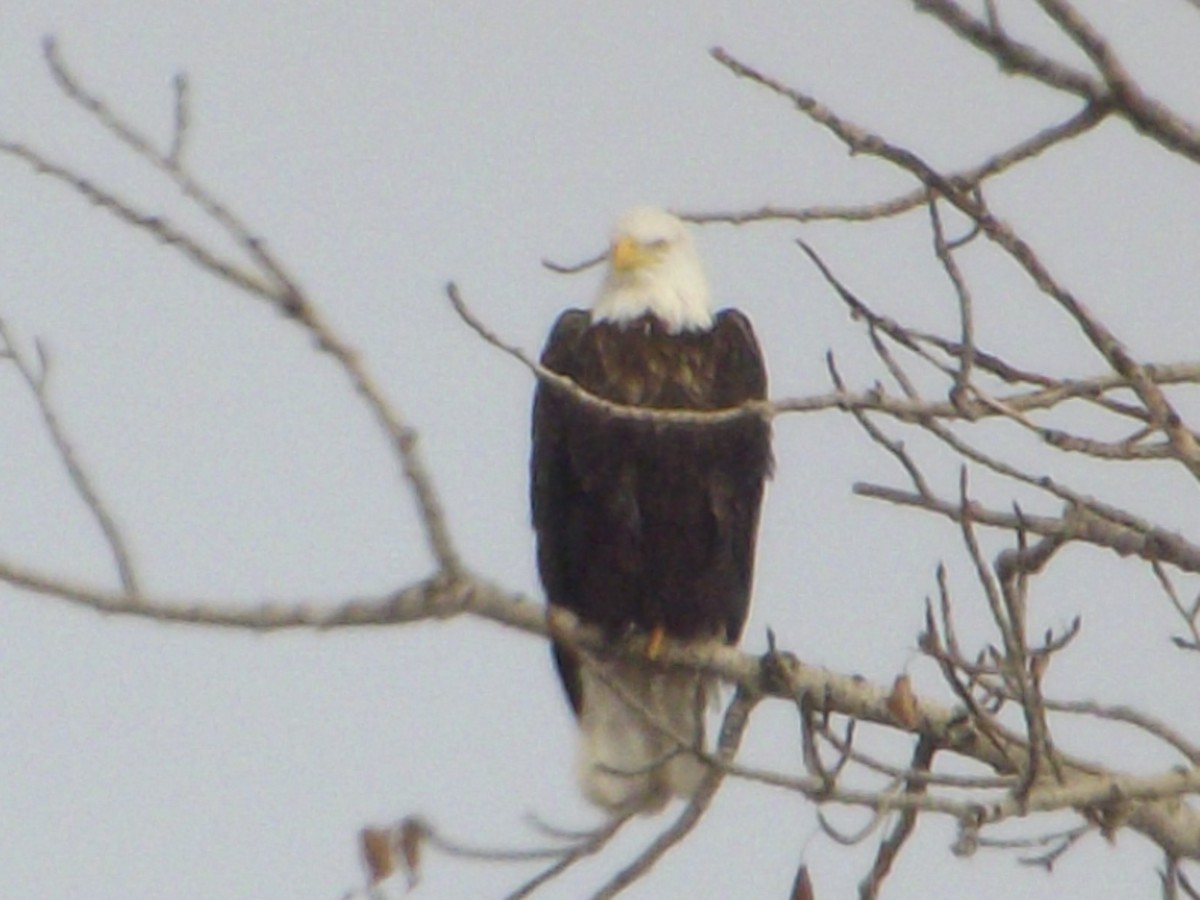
[646,625,666,660]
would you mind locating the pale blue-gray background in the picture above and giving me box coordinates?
[1,2,1197,897]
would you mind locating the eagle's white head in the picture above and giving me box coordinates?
[592,207,714,333]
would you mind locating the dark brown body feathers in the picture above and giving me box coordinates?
[531,310,771,715]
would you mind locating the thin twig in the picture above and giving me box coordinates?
[0,319,139,595]
[504,812,637,900]
[167,71,189,169]
[1043,695,1200,765]
[826,353,933,500]
[0,137,275,298]
[1152,561,1200,653]
[446,281,774,427]
[854,483,1200,575]
[859,736,937,899]
[686,100,1108,227]
[928,197,977,405]
[542,249,606,274]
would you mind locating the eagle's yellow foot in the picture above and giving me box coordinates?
[645,625,666,660]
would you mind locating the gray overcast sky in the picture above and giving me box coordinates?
[2,2,1198,898]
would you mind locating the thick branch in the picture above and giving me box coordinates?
[3,556,1197,860]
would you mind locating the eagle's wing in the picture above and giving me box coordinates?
[711,309,772,643]
[530,308,591,715]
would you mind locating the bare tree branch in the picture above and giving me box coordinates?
[1153,561,1200,653]
[8,38,465,580]
[1031,0,1200,159]
[717,44,1200,476]
[0,319,139,595]
[859,737,937,899]
[5,11,1200,897]
[686,100,1109,228]
[854,484,1200,575]
[499,814,641,900]
[912,0,1102,95]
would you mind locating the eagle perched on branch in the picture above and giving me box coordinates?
[532,207,772,812]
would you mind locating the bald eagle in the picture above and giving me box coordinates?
[531,207,771,812]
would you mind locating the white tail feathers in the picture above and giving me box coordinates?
[576,660,713,813]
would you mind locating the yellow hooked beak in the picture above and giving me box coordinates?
[610,236,660,272]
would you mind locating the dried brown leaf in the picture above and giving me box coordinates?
[887,674,920,729]
[791,863,815,900]
[360,827,395,885]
